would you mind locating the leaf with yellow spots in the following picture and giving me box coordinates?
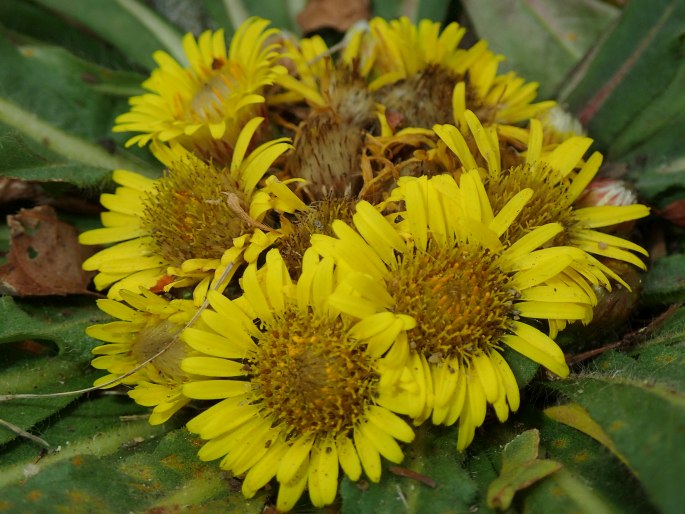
[545,403,632,470]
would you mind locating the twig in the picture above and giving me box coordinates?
[0,418,50,448]
[567,303,681,364]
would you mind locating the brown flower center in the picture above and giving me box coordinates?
[252,308,376,435]
[276,196,356,279]
[141,159,252,264]
[130,319,187,380]
[485,164,575,245]
[388,242,515,363]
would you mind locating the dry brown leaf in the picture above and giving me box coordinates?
[0,205,96,296]
[0,177,48,204]
[297,0,370,34]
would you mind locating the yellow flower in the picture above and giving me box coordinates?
[434,112,648,337]
[88,288,197,425]
[313,172,605,449]
[113,18,286,164]
[181,249,415,511]
[367,17,555,130]
[79,118,306,304]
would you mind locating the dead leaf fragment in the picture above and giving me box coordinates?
[0,177,48,204]
[0,205,96,296]
[297,0,370,34]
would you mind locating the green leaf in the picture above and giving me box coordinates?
[528,406,657,514]
[628,114,685,201]
[0,395,265,513]
[340,425,478,513]
[0,0,133,68]
[0,32,159,183]
[31,0,185,68]
[0,296,108,360]
[486,429,562,510]
[23,45,146,98]
[241,0,300,33]
[551,371,685,514]
[559,0,685,159]
[0,296,109,446]
[501,346,540,388]
[462,0,619,98]
[544,403,630,468]
[642,254,685,306]
[644,306,685,347]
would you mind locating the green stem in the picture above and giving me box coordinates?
[115,0,186,65]
[223,0,249,29]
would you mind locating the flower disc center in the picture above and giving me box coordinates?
[389,243,515,362]
[486,164,574,244]
[141,159,251,264]
[252,309,376,435]
[130,319,186,380]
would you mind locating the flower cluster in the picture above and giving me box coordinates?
[82,16,649,511]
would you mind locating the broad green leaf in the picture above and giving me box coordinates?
[0,122,133,188]
[526,409,657,514]
[200,0,236,36]
[519,406,656,514]
[524,468,631,514]
[0,355,96,447]
[644,306,685,347]
[0,296,107,360]
[22,45,146,98]
[0,33,159,183]
[0,395,264,513]
[560,0,685,160]
[0,0,133,68]
[340,425,478,514]
[642,254,685,306]
[0,296,109,446]
[32,0,185,68]
[551,371,685,514]
[463,0,620,98]
[544,403,629,468]
[628,114,685,201]
[486,429,562,510]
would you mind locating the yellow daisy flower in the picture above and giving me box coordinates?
[367,17,555,131]
[88,288,197,425]
[113,17,286,164]
[79,118,307,304]
[434,112,649,283]
[181,248,415,511]
[313,172,607,449]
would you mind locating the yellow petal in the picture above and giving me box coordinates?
[277,434,315,484]
[182,379,251,400]
[503,321,569,377]
[336,434,362,481]
[353,426,382,482]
